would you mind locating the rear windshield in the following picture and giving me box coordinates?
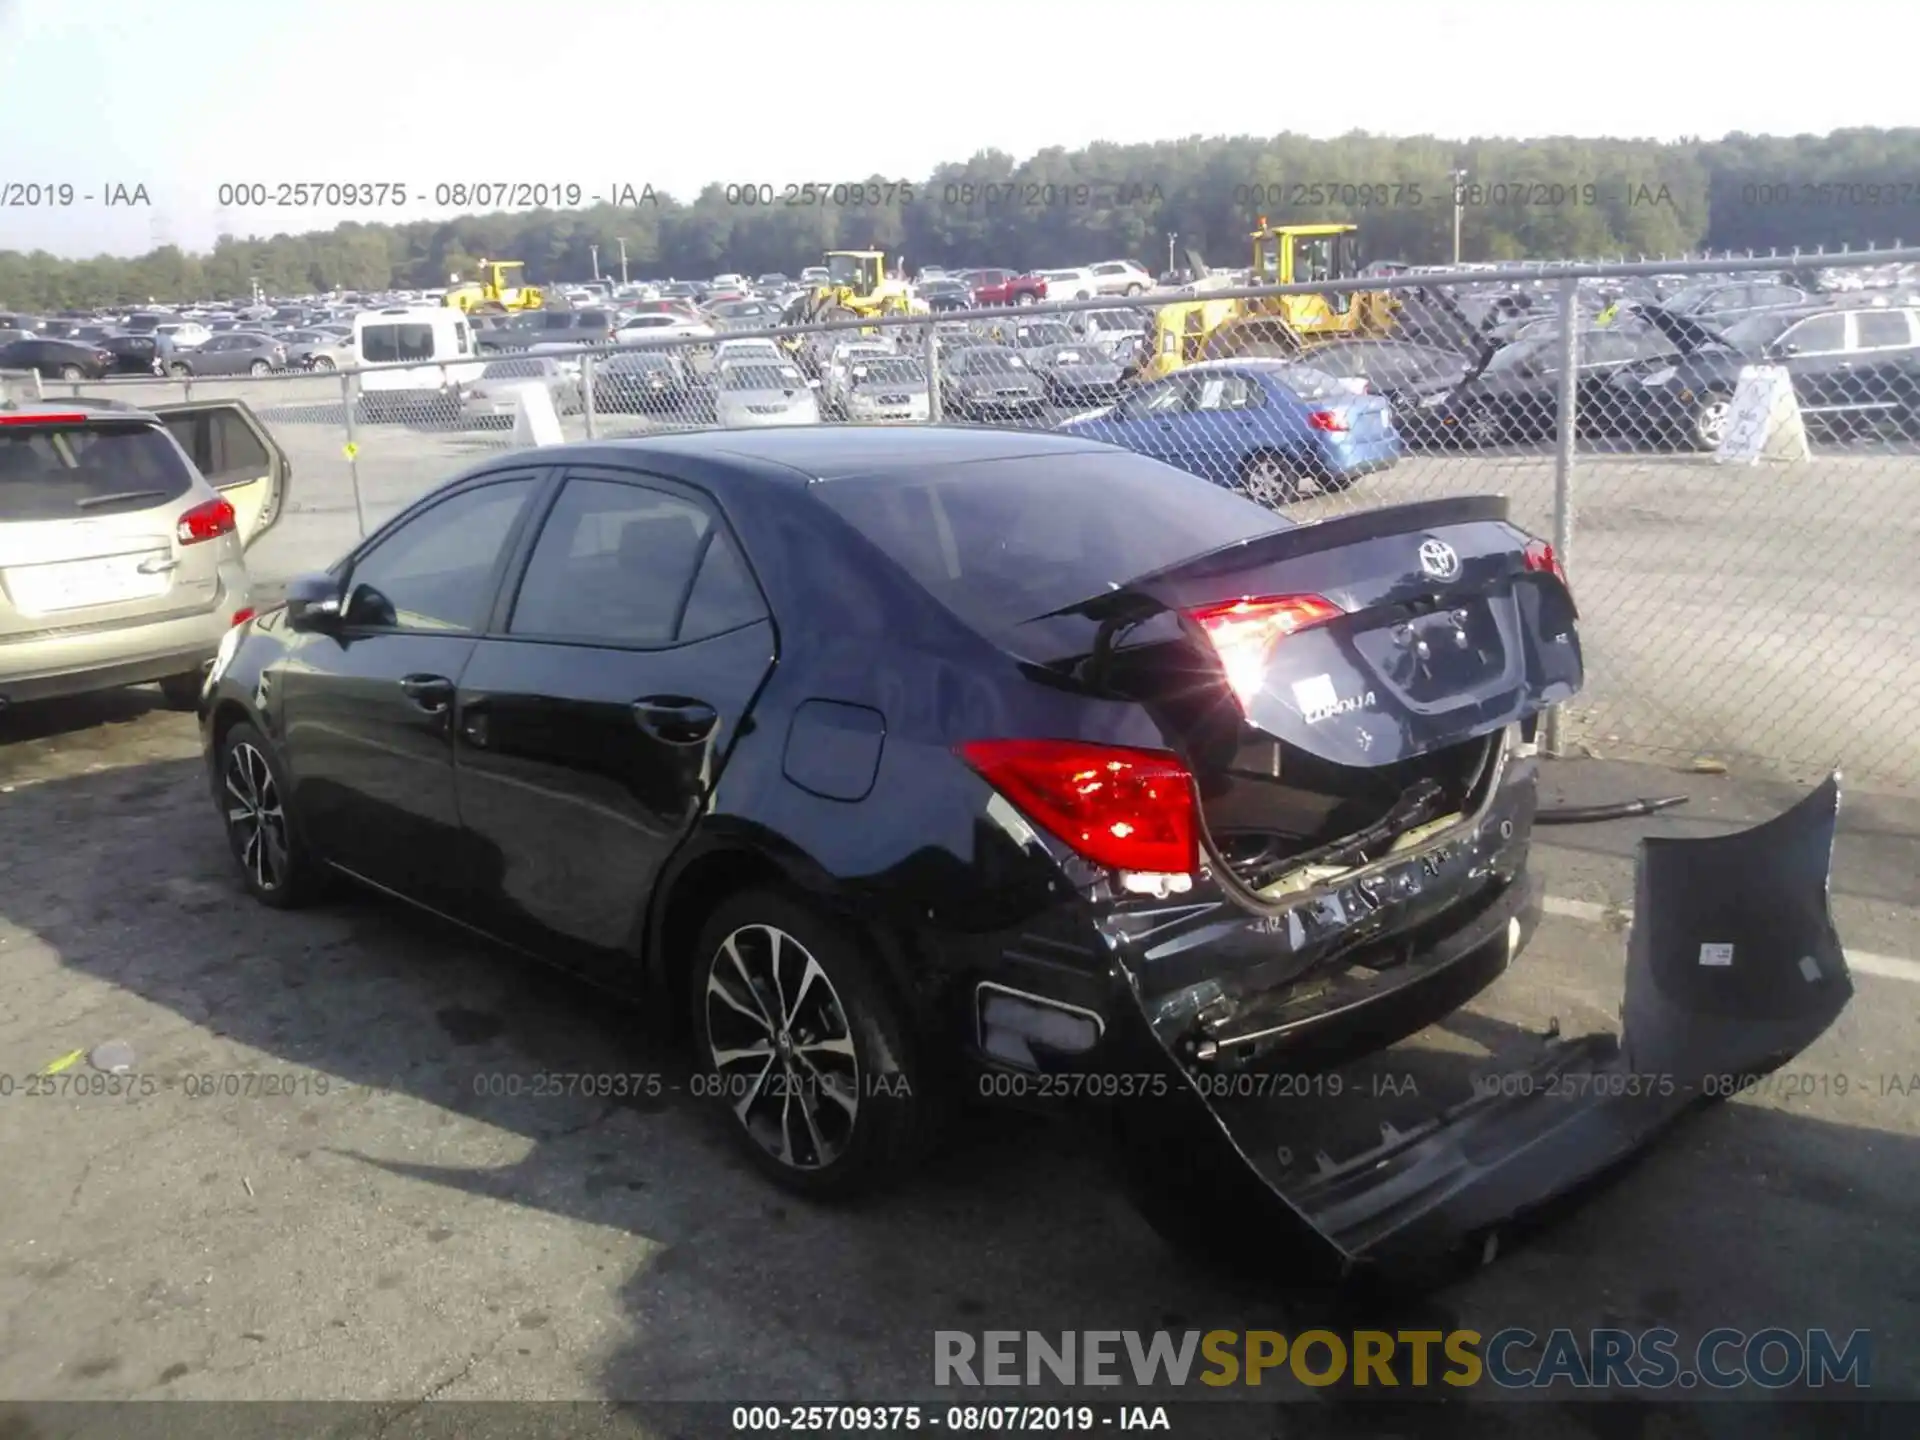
[360,323,437,363]
[482,358,549,379]
[0,422,196,523]
[724,364,803,391]
[811,451,1287,645]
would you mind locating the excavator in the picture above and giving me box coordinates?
[1130,222,1479,381]
[443,259,545,314]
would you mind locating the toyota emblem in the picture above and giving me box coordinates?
[1418,538,1460,581]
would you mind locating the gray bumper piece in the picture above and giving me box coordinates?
[1111,774,1853,1284]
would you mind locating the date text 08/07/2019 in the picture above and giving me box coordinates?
[730,1404,1170,1431]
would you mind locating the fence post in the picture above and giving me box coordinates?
[923,321,942,424]
[1541,273,1581,759]
[582,353,597,439]
[340,369,367,540]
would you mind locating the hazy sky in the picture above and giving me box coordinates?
[1,0,1910,259]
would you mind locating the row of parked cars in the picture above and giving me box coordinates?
[0,303,358,382]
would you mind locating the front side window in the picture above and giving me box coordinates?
[343,479,535,631]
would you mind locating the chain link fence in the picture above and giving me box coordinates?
[39,251,1920,790]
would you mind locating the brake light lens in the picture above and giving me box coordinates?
[1307,410,1348,432]
[0,412,88,426]
[1185,595,1344,708]
[177,497,237,545]
[957,739,1197,875]
[1523,538,1567,584]
[230,608,256,627]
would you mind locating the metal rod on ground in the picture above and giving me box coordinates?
[581,354,597,439]
[339,369,367,539]
[924,322,942,424]
[1541,273,1581,758]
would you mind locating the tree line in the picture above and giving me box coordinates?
[5,128,1919,309]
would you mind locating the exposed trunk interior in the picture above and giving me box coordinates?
[1095,635,1502,891]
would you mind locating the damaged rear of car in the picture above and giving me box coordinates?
[808,443,1851,1282]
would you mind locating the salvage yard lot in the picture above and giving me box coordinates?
[2,696,1918,1424]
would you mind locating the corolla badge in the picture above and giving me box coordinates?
[1418,537,1460,581]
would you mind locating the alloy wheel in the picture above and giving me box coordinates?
[224,742,289,892]
[1238,454,1299,506]
[1694,396,1730,449]
[704,923,860,1171]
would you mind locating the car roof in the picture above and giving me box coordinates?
[0,396,163,422]
[518,425,1113,488]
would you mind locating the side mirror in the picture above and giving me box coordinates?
[1777,342,1801,356]
[284,572,344,632]
[807,377,822,388]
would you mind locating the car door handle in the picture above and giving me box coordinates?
[633,696,719,745]
[400,674,455,714]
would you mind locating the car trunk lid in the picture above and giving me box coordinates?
[1038,496,1581,771]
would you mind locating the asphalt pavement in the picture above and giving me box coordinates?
[0,692,1916,1429]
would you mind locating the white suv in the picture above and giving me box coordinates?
[1089,260,1153,297]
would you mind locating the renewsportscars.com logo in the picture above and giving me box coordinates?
[934,1328,1872,1391]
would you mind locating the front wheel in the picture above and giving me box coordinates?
[1689,390,1731,451]
[168,362,191,378]
[310,356,336,372]
[690,890,932,1198]
[215,721,329,909]
[59,364,84,380]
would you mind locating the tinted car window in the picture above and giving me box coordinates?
[162,408,270,487]
[1854,311,1914,349]
[0,421,196,522]
[360,323,436,363]
[344,479,534,631]
[812,450,1286,642]
[679,530,767,642]
[510,478,712,646]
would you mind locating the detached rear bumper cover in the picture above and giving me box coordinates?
[1111,775,1853,1279]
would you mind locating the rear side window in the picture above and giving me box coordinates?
[0,422,196,522]
[1854,310,1914,349]
[811,451,1287,642]
[360,324,436,363]
[161,408,270,487]
[510,478,715,647]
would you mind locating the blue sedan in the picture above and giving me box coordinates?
[1055,358,1402,503]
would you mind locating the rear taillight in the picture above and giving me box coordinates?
[1523,538,1567,585]
[1307,410,1348,432]
[231,608,256,627]
[1184,595,1344,708]
[957,738,1197,875]
[177,497,237,545]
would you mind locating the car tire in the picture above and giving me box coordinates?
[158,671,206,710]
[1235,450,1304,506]
[214,720,330,910]
[249,360,271,376]
[690,888,931,1199]
[311,356,336,371]
[1015,293,1037,306]
[1124,284,1145,296]
[1689,390,1732,451]
[168,362,191,378]
[59,364,84,380]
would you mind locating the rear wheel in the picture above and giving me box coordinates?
[1689,390,1731,451]
[1015,293,1037,306]
[1462,406,1507,448]
[1235,451,1304,506]
[215,721,329,909]
[59,364,84,380]
[248,359,271,376]
[168,362,191,378]
[690,889,930,1198]
[310,356,336,372]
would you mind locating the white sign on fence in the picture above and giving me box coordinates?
[508,383,564,449]
[1715,364,1811,465]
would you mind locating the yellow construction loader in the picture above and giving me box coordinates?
[443,259,545,314]
[787,251,928,326]
[1134,222,1404,381]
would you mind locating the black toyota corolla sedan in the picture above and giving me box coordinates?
[199,426,1589,1260]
